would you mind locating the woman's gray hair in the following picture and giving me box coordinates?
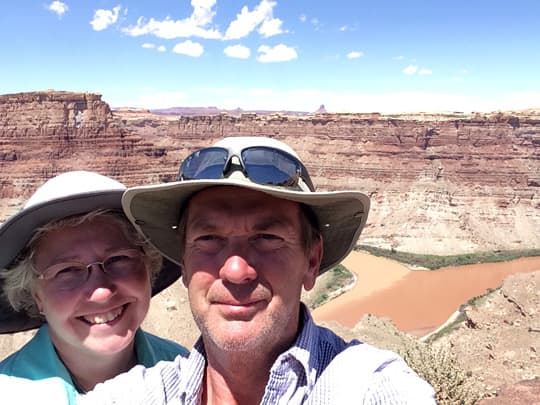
[0,209,162,319]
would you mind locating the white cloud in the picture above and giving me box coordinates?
[393,55,405,61]
[257,44,297,63]
[258,18,284,38]
[224,44,251,59]
[124,16,221,39]
[91,6,122,31]
[142,43,167,52]
[172,40,204,57]
[403,65,432,75]
[339,25,349,31]
[403,65,418,75]
[191,0,217,26]
[347,51,364,59]
[224,0,281,39]
[299,14,307,23]
[122,0,221,39]
[48,1,68,17]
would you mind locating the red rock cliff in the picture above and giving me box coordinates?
[1,91,539,254]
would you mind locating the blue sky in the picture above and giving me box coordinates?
[1,0,539,113]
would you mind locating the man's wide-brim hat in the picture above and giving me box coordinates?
[122,136,370,275]
[0,171,181,334]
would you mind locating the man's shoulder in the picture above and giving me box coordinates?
[327,340,402,368]
[311,322,361,354]
[313,324,401,369]
[311,338,436,404]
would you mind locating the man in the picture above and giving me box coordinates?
[82,136,435,404]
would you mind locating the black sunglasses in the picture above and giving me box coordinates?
[178,146,315,191]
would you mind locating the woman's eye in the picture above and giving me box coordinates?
[54,266,84,278]
[106,254,131,264]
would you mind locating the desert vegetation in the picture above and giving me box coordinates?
[357,245,540,270]
[395,334,481,404]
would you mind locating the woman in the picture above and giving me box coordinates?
[0,171,187,402]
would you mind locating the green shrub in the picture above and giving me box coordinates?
[396,335,481,404]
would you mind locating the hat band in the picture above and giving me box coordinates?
[178,146,315,191]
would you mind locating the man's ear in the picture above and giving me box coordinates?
[303,236,322,291]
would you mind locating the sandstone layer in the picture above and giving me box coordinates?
[1,90,539,254]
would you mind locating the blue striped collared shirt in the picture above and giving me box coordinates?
[81,306,436,404]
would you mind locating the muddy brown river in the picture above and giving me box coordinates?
[312,251,540,337]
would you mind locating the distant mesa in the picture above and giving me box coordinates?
[315,104,327,114]
[147,105,318,117]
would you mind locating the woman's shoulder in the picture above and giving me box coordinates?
[136,329,190,364]
[0,325,56,377]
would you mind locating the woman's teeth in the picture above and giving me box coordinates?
[83,306,124,324]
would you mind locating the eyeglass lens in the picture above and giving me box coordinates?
[241,147,300,187]
[40,250,141,291]
[180,147,228,180]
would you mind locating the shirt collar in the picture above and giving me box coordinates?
[271,303,321,389]
[179,303,321,399]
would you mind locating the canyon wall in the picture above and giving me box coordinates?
[1,91,539,254]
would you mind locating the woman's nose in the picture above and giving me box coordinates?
[219,255,257,284]
[85,264,118,300]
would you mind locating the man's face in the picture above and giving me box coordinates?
[182,186,322,354]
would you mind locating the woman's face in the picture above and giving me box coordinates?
[32,216,152,357]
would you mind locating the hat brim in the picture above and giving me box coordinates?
[122,178,370,275]
[0,190,182,334]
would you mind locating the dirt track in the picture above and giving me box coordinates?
[312,251,540,336]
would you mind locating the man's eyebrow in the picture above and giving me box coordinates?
[187,215,294,232]
[186,217,220,232]
[252,216,294,231]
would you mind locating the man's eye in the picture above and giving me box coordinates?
[196,235,221,241]
[193,235,226,246]
[256,234,281,240]
[251,234,284,249]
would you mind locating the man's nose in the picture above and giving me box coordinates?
[219,254,257,284]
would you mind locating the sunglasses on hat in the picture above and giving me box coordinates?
[178,146,315,192]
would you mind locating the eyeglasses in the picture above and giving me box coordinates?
[36,249,144,291]
[178,146,315,192]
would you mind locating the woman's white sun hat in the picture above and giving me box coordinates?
[0,171,181,333]
[122,137,370,274]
